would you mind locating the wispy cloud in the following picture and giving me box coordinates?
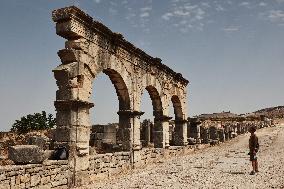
[140,6,152,18]
[240,2,250,6]
[121,1,153,33]
[268,10,284,23]
[223,26,240,32]
[94,0,101,4]
[161,2,207,33]
[259,2,267,7]
[215,4,225,12]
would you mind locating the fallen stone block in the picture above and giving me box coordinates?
[27,136,49,150]
[8,145,48,164]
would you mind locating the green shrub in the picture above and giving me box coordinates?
[11,111,56,133]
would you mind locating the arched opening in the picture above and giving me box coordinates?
[171,95,183,120]
[171,95,186,146]
[90,69,131,153]
[140,86,164,148]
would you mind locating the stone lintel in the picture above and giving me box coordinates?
[55,100,94,110]
[52,6,189,86]
[117,110,144,118]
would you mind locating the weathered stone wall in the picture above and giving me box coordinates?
[0,160,68,189]
[136,145,200,168]
[74,152,131,186]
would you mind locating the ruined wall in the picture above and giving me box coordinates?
[0,160,68,189]
[136,145,199,168]
[75,152,131,186]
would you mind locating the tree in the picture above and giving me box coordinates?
[11,111,56,133]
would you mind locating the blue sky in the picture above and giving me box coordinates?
[0,0,283,131]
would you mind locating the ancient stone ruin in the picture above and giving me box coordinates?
[0,6,275,189]
[53,5,189,187]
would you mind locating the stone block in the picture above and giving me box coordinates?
[20,174,30,183]
[10,176,15,188]
[0,174,5,182]
[53,126,70,142]
[34,183,52,189]
[30,175,41,187]
[8,145,48,164]
[27,136,49,150]
[51,178,67,187]
[74,156,90,171]
[76,126,90,142]
[41,176,51,185]
[0,180,10,189]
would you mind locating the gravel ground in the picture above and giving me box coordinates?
[83,126,284,189]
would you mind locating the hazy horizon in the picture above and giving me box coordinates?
[0,0,283,131]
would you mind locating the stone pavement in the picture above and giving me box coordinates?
[81,126,284,189]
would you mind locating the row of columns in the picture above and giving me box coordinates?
[189,120,273,144]
[117,110,188,151]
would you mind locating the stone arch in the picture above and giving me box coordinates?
[139,85,165,148]
[102,68,131,110]
[90,67,132,150]
[145,85,163,115]
[171,95,183,120]
[139,78,171,148]
[170,94,188,146]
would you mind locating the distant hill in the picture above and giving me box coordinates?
[253,106,284,119]
[195,111,238,119]
[194,106,284,120]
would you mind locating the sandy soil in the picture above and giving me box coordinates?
[83,125,284,189]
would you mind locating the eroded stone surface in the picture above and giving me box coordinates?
[8,145,47,164]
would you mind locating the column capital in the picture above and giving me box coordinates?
[117,110,144,118]
[54,100,94,110]
[154,115,172,122]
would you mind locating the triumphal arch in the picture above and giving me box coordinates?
[52,6,189,174]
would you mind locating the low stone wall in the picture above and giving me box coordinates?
[0,160,68,189]
[75,152,131,186]
[74,145,205,186]
[88,152,131,179]
[137,145,200,168]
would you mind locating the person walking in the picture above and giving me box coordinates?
[248,126,259,175]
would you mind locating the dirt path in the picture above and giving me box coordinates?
[84,126,284,189]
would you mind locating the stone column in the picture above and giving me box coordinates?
[209,126,218,141]
[202,127,209,144]
[117,110,144,151]
[145,121,151,146]
[237,124,241,135]
[53,56,94,187]
[196,124,201,143]
[173,119,188,146]
[218,129,225,142]
[164,118,171,148]
[153,113,172,148]
[229,125,233,139]
[141,120,151,147]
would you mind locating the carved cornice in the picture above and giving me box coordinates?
[52,6,189,86]
[54,100,94,110]
[117,110,145,118]
[154,115,173,122]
